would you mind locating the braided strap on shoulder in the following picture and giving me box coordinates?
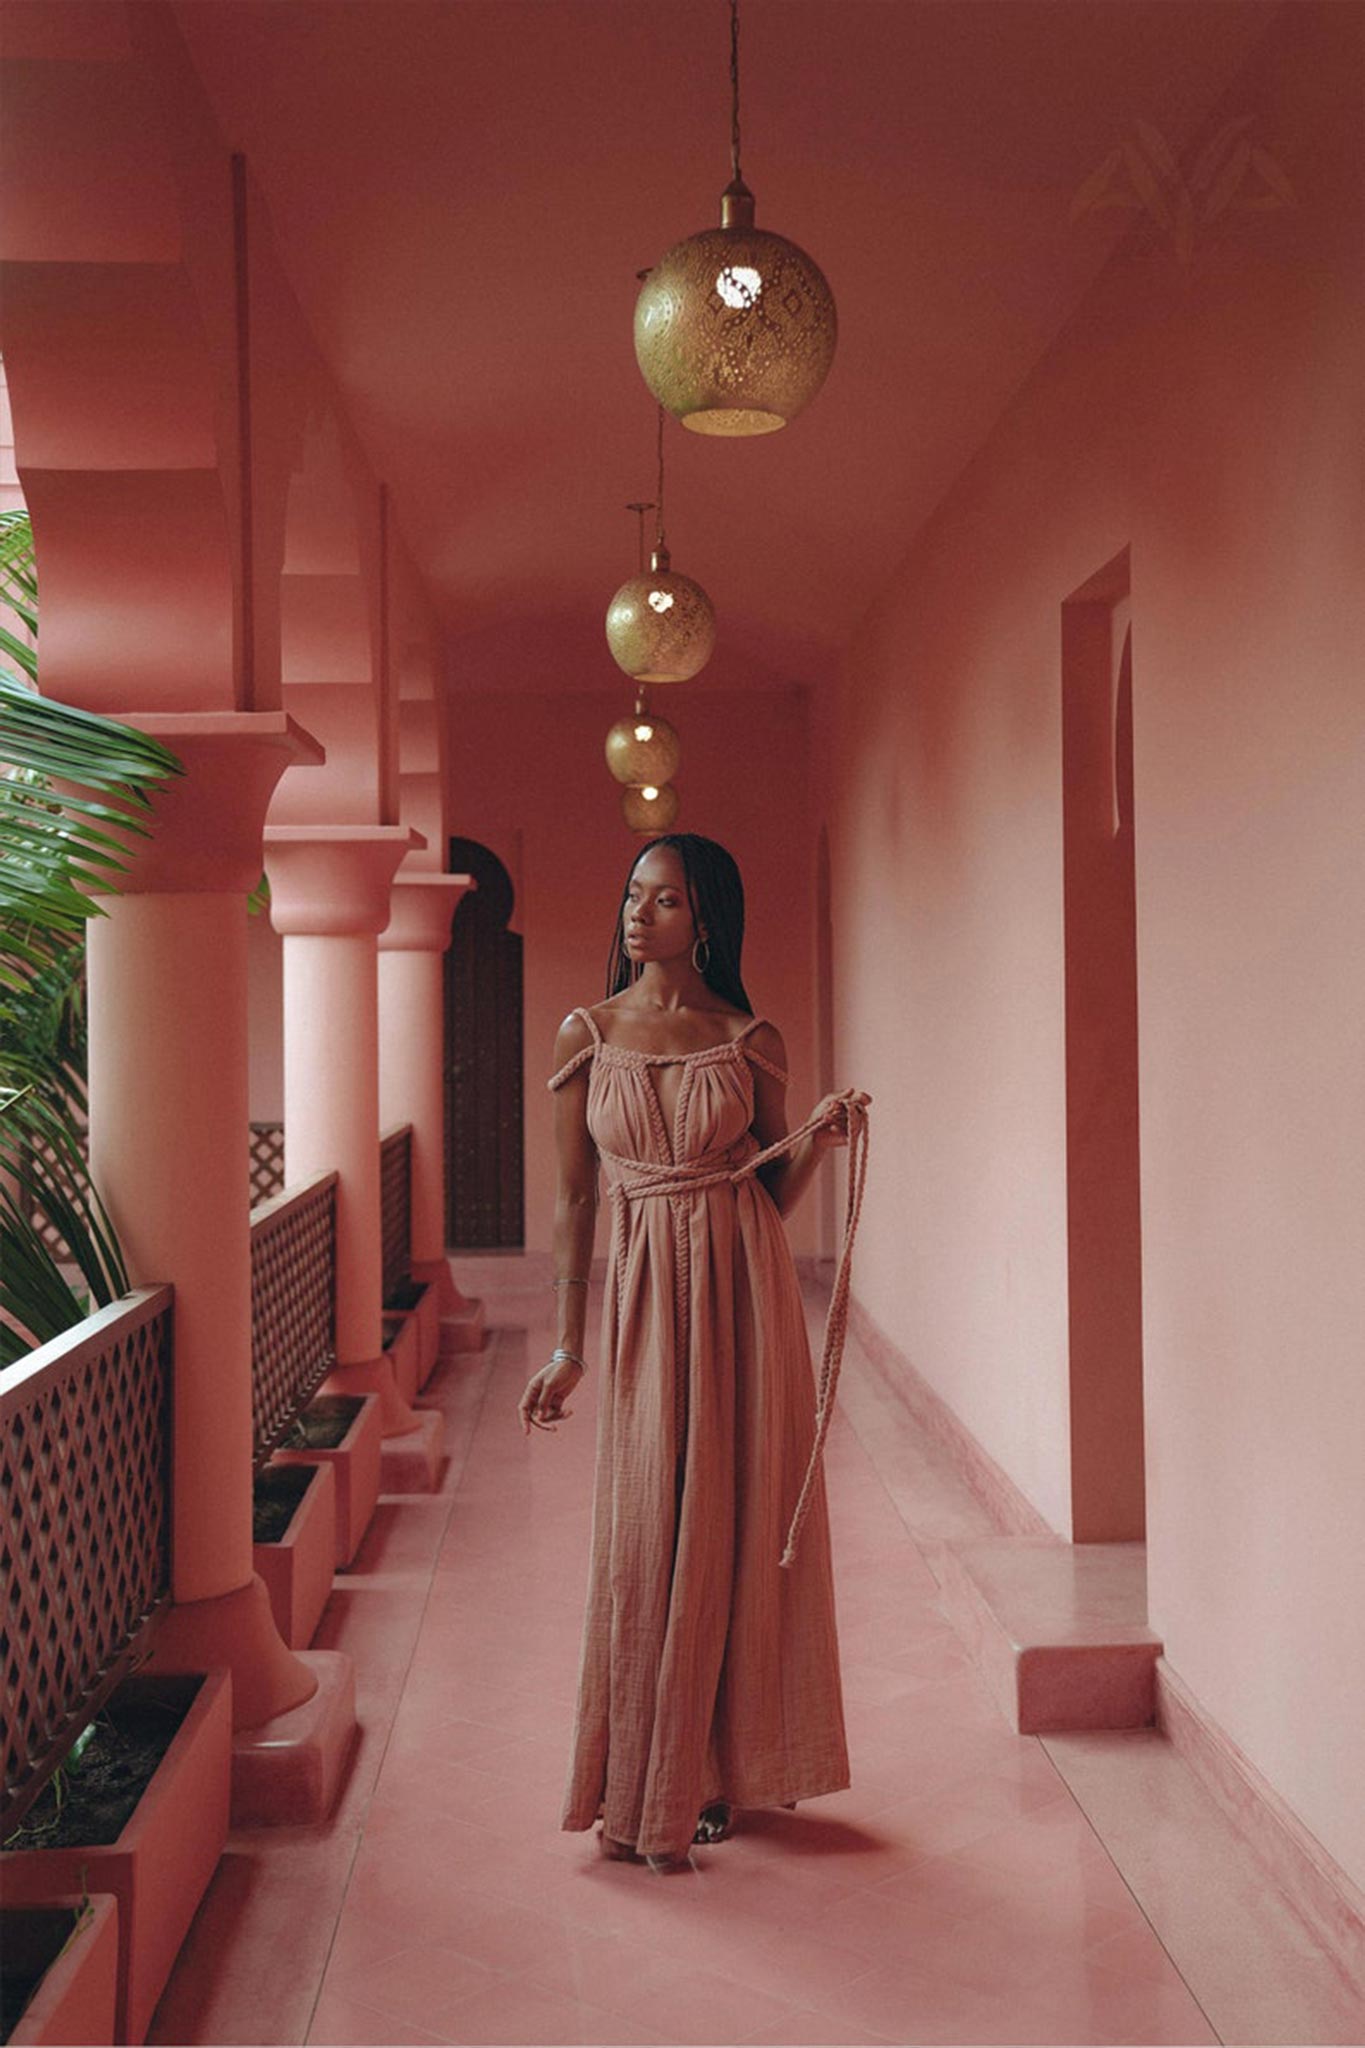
[547,1041,595,1091]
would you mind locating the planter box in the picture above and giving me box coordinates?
[2,1896,118,2047]
[381,1312,420,1406]
[385,1280,440,1388]
[252,1460,337,1649]
[1,1671,231,2046]
[273,1392,382,1569]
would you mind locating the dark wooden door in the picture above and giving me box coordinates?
[444,838,524,1248]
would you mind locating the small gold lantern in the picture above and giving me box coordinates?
[623,782,681,833]
[605,705,681,787]
[605,548,715,683]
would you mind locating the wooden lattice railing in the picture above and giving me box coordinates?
[1,1286,173,1835]
[248,1121,285,1207]
[379,1124,413,1304]
[249,1172,337,1467]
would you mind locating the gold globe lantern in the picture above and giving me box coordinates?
[605,703,681,787]
[635,1,836,435]
[635,183,836,436]
[605,548,715,683]
[623,782,681,834]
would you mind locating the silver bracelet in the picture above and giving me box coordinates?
[551,1276,589,1289]
[551,1346,588,1372]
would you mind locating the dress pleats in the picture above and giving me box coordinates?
[548,1009,849,1860]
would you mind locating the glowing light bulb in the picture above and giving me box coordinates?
[634,723,654,742]
[716,264,762,309]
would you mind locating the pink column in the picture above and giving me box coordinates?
[85,714,322,1730]
[264,827,425,1436]
[377,874,476,1326]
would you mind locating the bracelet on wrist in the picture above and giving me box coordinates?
[551,1346,588,1373]
[551,1276,589,1289]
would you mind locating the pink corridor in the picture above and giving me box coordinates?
[147,1281,1360,2048]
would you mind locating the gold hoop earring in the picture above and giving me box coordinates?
[693,937,710,974]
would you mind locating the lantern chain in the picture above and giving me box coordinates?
[655,403,667,554]
[729,0,743,185]
[625,499,654,574]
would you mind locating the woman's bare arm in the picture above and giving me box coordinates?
[550,1012,598,1356]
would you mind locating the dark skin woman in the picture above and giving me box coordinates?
[521,834,868,1871]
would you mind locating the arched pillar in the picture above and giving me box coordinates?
[264,825,446,1488]
[87,713,358,1823]
[378,873,482,1341]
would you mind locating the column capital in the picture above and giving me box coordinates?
[102,712,324,895]
[378,872,476,954]
[264,825,424,936]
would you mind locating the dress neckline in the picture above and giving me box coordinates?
[580,1006,765,1066]
[596,1040,747,1067]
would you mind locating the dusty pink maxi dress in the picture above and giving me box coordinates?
[548,1007,850,1861]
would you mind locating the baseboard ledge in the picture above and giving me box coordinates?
[1156,1657,1365,1992]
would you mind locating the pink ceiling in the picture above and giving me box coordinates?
[174,0,1279,693]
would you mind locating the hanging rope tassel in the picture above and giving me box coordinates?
[774,1093,870,1568]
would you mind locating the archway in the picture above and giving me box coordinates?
[444,838,523,1248]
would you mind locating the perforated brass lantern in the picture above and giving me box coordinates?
[605,546,716,683]
[605,709,680,788]
[623,781,681,833]
[635,180,837,436]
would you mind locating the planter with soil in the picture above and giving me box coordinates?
[384,1278,438,1390]
[1,1896,118,2047]
[272,1392,382,1568]
[1,1671,231,2046]
[251,1460,337,1650]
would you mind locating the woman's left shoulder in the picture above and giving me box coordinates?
[741,1017,788,1067]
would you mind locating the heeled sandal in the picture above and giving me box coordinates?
[693,1802,732,1844]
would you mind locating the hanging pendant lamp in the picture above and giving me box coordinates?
[623,781,681,833]
[606,688,681,788]
[635,0,836,436]
[605,415,716,682]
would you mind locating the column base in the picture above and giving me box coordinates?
[440,1301,487,1355]
[142,1576,317,1731]
[229,1650,357,1827]
[413,1255,482,1323]
[380,1406,445,1493]
[322,1354,420,1435]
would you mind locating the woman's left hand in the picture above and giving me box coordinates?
[812,1089,871,1150]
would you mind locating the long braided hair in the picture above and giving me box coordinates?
[605,834,752,1015]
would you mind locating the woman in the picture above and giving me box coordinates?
[519,833,869,1872]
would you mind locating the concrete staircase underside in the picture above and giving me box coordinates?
[936,1536,1162,1733]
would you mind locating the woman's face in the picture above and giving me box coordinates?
[623,846,700,968]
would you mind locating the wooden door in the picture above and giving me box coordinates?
[444,839,524,1248]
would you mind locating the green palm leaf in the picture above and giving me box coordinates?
[1,513,183,1357]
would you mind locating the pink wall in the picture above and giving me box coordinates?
[829,3,1364,1886]
[445,679,822,1261]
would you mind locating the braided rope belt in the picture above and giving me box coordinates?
[599,1090,870,1568]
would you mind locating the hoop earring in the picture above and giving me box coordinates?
[692,937,710,974]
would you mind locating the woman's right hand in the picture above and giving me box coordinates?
[518,1355,585,1435]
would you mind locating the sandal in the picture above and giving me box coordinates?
[693,1802,732,1844]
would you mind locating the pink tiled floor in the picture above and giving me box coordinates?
[151,1281,1364,2047]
